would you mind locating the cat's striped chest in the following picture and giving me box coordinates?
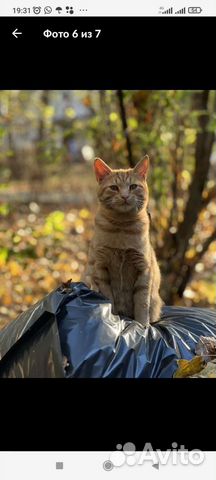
[96,246,147,272]
[94,213,149,251]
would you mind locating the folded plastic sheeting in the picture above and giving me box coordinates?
[0,282,215,378]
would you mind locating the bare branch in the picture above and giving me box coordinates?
[168,124,183,230]
[116,90,134,167]
[201,186,216,207]
[177,228,216,297]
[191,229,216,266]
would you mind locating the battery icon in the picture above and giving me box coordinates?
[188,7,202,13]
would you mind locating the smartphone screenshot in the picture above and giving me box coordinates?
[0,0,215,478]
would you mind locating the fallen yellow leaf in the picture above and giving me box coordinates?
[8,261,22,277]
[174,356,205,378]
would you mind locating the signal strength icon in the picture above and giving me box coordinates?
[175,7,186,14]
[162,7,173,14]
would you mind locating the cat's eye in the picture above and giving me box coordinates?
[130,184,138,190]
[110,185,119,191]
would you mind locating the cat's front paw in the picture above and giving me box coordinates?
[140,322,150,329]
[135,317,150,328]
[92,285,100,293]
[87,283,100,293]
[90,280,100,293]
[83,275,99,292]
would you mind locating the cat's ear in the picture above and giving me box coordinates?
[94,158,112,183]
[133,155,149,179]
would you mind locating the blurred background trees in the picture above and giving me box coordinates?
[0,90,215,326]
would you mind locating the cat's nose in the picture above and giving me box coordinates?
[121,194,129,202]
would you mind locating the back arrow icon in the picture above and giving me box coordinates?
[12,28,22,38]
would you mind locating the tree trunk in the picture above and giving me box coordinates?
[31,90,50,180]
[160,90,216,304]
[175,91,215,260]
[116,90,134,167]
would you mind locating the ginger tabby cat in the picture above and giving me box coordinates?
[83,156,163,326]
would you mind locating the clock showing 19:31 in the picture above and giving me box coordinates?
[13,8,32,14]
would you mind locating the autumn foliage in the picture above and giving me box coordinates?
[0,90,215,329]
